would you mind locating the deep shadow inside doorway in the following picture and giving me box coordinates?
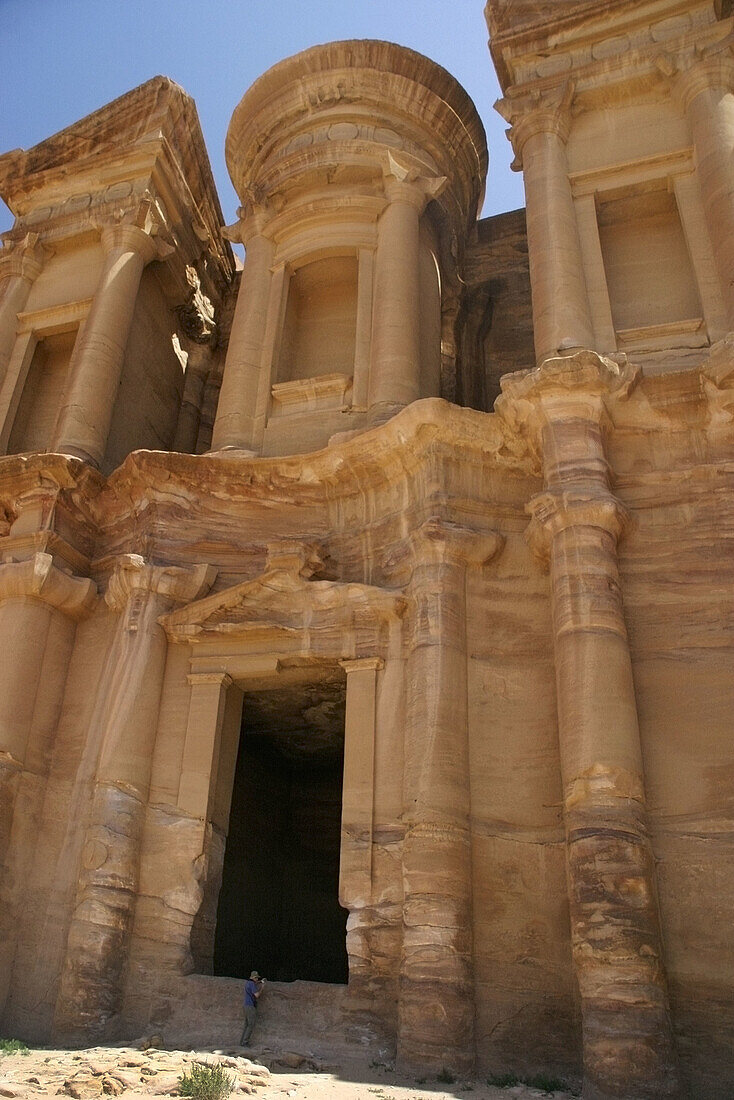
[213,674,349,984]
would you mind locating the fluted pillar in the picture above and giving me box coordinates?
[398,518,501,1074]
[672,52,734,328]
[53,555,214,1043]
[501,351,679,1100]
[368,173,445,423]
[0,553,96,1017]
[497,87,595,365]
[53,218,165,467]
[211,211,275,452]
[0,234,46,389]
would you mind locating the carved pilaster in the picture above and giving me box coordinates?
[0,552,96,1019]
[212,204,276,454]
[54,555,215,1043]
[498,351,679,1099]
[52,204,174,467]
[397,517,502,1075]
[368,166,448,421]
[0,550,95,812]
[658,41,734,327]
[495,86,594,364]
[0,234,48,390]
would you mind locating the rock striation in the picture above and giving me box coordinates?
[0,5,733,1099]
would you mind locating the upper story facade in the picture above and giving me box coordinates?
[0,0,732,472]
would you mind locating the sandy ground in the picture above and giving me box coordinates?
[0,1045,579,1100]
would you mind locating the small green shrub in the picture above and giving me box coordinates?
[488,1073,520,1088]
[178,1061,234,1100]
[487,1070,570,1094]
[525,1074,569,1093]
[0,1039,30,1056]
[436,1067,456,1084]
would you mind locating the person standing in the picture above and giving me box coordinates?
[240,970,265,1045]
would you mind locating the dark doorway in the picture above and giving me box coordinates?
[213,673,348,984]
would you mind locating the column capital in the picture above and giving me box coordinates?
[0,551,96,620]
[525,487,629,565]
[385,516,503,579]
[339,656,384,674]
[105,554,216,628]
[97,198,174,264]
[222,196,277,246]
[98,221,165,265]
[496,349,639,451]
[186,670,233,688]
[0,232,48,284]
[702,332,734,423]
[657,41,734,112]
[382,153,447,212]
[495,80,575,168]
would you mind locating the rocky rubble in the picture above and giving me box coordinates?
[0,1046,271,1098]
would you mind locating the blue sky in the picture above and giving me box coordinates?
[0,0,525,236]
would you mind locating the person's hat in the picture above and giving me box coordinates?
[250,971,261,980]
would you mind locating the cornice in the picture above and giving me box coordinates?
[94,398,531,524]
[0,358,729,568]
[225,40,487,240]
[1,76,235,290]
[0,452,103,514]
[489,0,719,92]
[491,3,728,119]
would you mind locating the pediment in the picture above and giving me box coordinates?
[159,565,406,644]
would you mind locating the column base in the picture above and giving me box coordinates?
[396,975,475,1076]
[204,445,259,460]
[366,402,409,429]
[51,445,100,467]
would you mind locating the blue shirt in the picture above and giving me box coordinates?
[244,979,259,1008]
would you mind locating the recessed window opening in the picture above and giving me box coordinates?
[277,255,358,383]
[213,675,348,985]
[596,181,702,334]
[8,327,77,454]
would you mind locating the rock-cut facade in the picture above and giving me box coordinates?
[0,2,733,1097]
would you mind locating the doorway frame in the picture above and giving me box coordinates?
[159,543,405,984]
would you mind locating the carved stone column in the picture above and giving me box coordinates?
[337,657,383,1017]
[0,234,46,389]
[211,208,275,453]
[53,211,169,467]
[173,344,212,454]
[368,171,446,422]
[0,552,96,1017]
[53,555,215,1043]
[497,86,595,365]
[397,518,501,1074]
[0,552,95,869]
[500,352,679,1100]
[670,50,734,328]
